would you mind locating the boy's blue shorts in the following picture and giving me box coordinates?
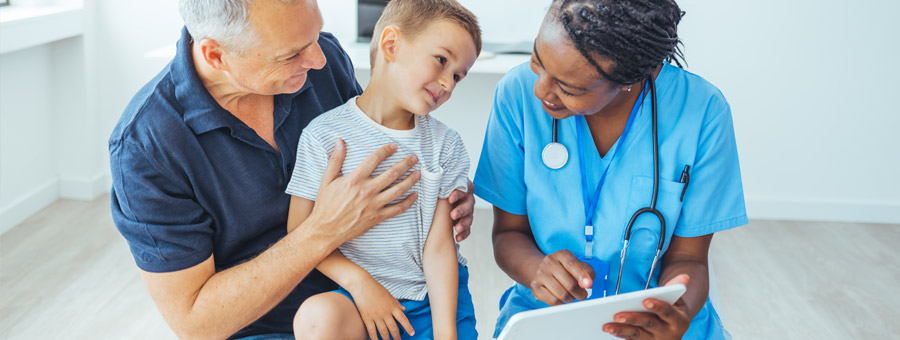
[334,263,477,340]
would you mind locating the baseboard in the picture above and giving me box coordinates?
[59,172,110,201]
[0,179,60,235]
[746,197,900,224]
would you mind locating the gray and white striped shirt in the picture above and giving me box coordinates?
[286,97,469,301]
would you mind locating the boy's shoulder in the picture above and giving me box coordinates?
[302,98,358,139]
[418,115,462,145]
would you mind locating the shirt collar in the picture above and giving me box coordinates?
[172,27,314,135]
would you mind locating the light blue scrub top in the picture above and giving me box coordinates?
[474,62,748,339]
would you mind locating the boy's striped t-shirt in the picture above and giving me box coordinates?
[286,97,469,301]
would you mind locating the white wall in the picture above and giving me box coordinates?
[0,0,184,232]
[0,43,60,231]
[677,0,900,223]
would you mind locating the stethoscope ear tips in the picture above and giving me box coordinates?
[542,142,569,169]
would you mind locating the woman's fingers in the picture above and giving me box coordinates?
[550,264,584,302]
[603,322,647,339]
[611,311,664,335]
[532,251,588,305]
[643,298,682,325]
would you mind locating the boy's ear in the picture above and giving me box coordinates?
[379,25,401,63]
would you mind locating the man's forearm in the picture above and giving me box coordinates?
[151,217,339,340]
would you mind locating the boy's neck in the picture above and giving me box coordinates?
[356,80,416,131]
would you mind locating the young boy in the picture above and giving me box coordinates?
[285,1,481,339]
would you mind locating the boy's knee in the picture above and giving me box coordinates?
[293,293,356,340]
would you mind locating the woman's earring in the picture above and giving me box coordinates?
[624,86,632,92]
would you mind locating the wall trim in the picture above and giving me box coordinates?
[59,171,110,201]
[746,196,900,225]
[0,179,59,235]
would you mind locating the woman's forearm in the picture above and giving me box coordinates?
[491,208,546,288]
[658,234,714,319]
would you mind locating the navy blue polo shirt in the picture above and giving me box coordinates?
[109,27,362,339]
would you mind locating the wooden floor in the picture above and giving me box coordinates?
[1,197,898,339]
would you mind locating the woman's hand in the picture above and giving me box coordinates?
[347,277,415,340]
[603,274,693,340]
[529,249,596,305]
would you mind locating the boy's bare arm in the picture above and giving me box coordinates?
[423,199,460,340]
[289,196,373,290]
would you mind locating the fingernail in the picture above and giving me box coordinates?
[603,326,612,333]
[645,300,654,308]
[391,144,398,151]
[334,139,343,150]
[615,316,625,323]
[582,278,591,286]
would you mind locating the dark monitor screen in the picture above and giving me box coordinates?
[358,0,390,42]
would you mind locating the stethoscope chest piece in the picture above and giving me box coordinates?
[542,142,568,169]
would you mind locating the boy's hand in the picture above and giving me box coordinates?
[448,180,475,242]
[347,277,415,340]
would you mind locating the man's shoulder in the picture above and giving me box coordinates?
[108,63,190,156]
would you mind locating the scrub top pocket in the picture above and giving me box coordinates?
[621,175,685,262]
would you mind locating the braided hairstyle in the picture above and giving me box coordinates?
[551,0,686,85]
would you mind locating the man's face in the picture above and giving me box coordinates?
[220,0,326,96]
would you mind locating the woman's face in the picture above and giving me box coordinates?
[530,19,628,120]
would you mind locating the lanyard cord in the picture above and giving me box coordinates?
[578,82,648,258]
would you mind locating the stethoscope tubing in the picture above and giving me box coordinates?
[616,75,666,295]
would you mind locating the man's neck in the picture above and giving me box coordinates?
[356,77,415,131]
[191,42,268,113]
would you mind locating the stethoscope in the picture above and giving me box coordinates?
[541,76,666,295]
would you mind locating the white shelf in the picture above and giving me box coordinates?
[0,4,84,54]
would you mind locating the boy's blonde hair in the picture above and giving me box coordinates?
[369,0,482,67]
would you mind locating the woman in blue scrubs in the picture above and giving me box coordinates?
[473,0,747,339]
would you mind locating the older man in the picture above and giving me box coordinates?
[108,0,476,339]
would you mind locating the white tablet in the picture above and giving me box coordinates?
[496,284,686,340]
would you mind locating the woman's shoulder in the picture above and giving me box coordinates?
[660,63,729,114]
[496,62,538,95]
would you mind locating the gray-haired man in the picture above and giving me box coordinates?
[108,1,476,339]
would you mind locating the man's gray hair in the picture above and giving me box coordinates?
[179,0,298,55]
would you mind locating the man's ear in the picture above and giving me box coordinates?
[379,25,401,63]
[198,38,228,71]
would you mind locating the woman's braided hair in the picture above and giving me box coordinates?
[552,0,686,85]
